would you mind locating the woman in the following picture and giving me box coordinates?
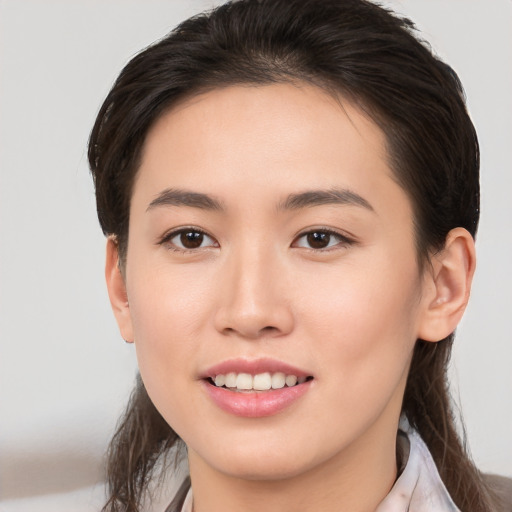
[88,0,509,510]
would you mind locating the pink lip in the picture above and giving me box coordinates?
[200,358,313,418]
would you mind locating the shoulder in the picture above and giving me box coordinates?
[483,473,512,511]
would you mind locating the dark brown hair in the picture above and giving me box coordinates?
[89,1,494,510]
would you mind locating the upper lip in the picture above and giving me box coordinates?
[201,358,312,380]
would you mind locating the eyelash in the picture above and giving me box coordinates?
[292,228,356,251]
[158,227,218,253]
[158,227,356,253]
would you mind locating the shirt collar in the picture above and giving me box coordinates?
[375,416,460,512]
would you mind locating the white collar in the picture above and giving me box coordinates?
[180,418,459,512]
[181,487,193,512]
[375,417,460,512]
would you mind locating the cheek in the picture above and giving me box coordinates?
[125,263,213,401]
[297,254,421,380]
[128,257,213,336]
[127,276,207,438]
[293,266,420,451]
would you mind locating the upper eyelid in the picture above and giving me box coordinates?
[294,227,356,242]
[157,228,219,254]
[158,226,214,242]
[291,229,357,252]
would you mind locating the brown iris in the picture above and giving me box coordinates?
[306,232,331,249]
[180,231,204,249]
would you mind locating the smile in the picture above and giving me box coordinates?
[211,372,309,392]
[202,359,314,417]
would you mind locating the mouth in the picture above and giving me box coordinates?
[206,372,313,392]
[201,359,314,417]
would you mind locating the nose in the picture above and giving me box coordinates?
[213,244,294,340]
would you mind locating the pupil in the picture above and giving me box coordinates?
[181,231,203,248]
[307,232,330,249]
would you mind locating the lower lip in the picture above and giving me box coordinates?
[202,380,312,418]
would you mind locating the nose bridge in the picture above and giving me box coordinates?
[232,237,275,306]
[215,235,293,338]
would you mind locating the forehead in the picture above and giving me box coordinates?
[133,83,405,217]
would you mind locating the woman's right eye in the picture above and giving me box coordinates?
[161,229,218,251]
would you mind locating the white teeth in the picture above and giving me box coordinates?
[253,372,272,390]
[225,372,237,388]
[236,373,253,390]
[285,375,298,387]
[214,374,225,387]
[212,371,308,390]
[271,372,286,389]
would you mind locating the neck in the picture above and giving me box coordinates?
[187,415,400,512]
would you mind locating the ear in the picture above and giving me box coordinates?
[105,237,134,343]
[418,227,476,342]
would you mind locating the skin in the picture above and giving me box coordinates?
[106,83,475,512]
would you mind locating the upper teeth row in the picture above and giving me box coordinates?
[214,372,306,391]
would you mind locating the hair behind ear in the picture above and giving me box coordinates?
[102,375,183,512]
[403,338,496,511]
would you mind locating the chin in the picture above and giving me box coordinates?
[198,441,322,482]
[219,458,309,482]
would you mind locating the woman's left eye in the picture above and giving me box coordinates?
[161,229,218,251]
[293,230,352,250]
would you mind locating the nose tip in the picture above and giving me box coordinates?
[218,311,292,340]
[213,261,294,340]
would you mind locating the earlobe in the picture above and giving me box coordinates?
[418,228,476,342]
[105,237,134,343]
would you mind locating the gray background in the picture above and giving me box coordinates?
[1,0,511,509]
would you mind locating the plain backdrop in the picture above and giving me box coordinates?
[1,0,511,509]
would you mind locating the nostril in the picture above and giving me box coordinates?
[220,324,283,340]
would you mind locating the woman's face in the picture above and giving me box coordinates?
[117,83,433,481]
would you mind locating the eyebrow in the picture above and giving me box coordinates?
[147,188,223,212]
[279,188,375,212]
[146,187,374,214]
